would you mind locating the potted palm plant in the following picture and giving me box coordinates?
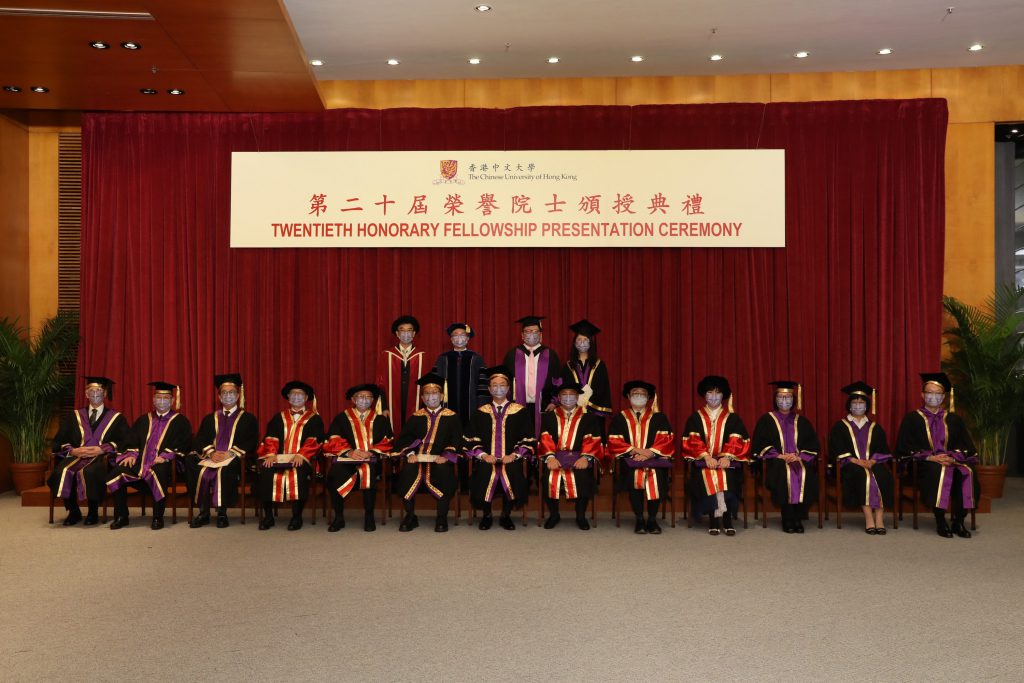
[942,284,1024,498]
[0,312,79,493]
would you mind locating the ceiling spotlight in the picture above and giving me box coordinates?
[30,86,49,93]
[3,85,21,92]
[709,54,724,61]
[387,58,400,66]
[167,88,184,95]
[89,41,110,49]
[878,48,892,55]
[968,43,984,52]
[793,51,809,59]
[309,59,324,67]
[475,4,491,11]
[631,55,644,62]
[139,88,158,95]
[121,41,141,50]
[1012,129,1020,134]
[547,56,559,64]
[468,57,481,65]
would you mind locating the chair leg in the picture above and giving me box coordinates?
[240,466,247,525]
[970,507,976,531]
[49,494,56,524]
[171,469,178,525]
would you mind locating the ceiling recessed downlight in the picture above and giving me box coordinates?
[468,57,481,65]
[89,41,109,49]
[30,86,49,93]
[547,56,559,64]
[120,41,141,50]
[309,59,324,67]
[968,43,984,52]
[793,51,809,59]
[878,48,892,55]
[709,54,724,61]
[167,88,184,95]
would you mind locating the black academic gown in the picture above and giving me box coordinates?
[828,418,894,508]
[465,402,535,509]
[257,412,324,504]
[751,411,819,508]
[538,408,603,501]
[393,407,463,503]
[49,406,129,504]
[895,409,979,511]
[503,345,562,437]
[108,412,193,503]
[187,409,260,509]
[681,409,750,516]
[323,409,393,510]
[608,410,675,503]
[564,358,613,421]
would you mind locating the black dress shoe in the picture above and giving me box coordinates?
[782,520,796,533]
[646,519,662,535]
[576,517,590,531]
[364,515,376,532]
[287,517,303,531]
[865,527,878,535]
[189,513,211,528]
[498,516,516,530]
[875,527,886,535]
[216,515,229,528]
[328,518,345,532]
[951,522,972,538]
[83,513,99,527]
[259,516,275,530]
[150,517,165,530]
[936,525,954,538]
[435,517,449,533]
[634,519,647,534]
[794,521,805,533]
[543,514,561,529]
[478,515,493,530]
[110,517,129,530]
[63,509,83,526]
[399,515,419,532]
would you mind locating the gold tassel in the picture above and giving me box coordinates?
[728,393,734,413]
[313,396,318,414]
[796,384,802,412]
[950,386,955,413]
[443,380,449,407]
[376,396,383,414]
[240,384,246,410]
[652,394,660,413]
[174,385,181,411]
[870,387,876,415]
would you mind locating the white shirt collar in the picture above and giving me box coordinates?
[847,414,869,428]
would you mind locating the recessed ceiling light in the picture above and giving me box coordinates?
[3,85,21,92]
[968,43,984,52]
[878,48,892,55]
[468,57,481,65]
[167,88,184,95]
[475,4,492,11]
[547,56,559,64]
[89,41,109,49]
[309,59,324,67]
[793,51,809,59]
[139,88,158,95]
[631,55,644,62]
[1012,129,1020,134]
[120,41,141,50]
[30,86,49,93]
[709,54,724,61]
[387,58,400,66]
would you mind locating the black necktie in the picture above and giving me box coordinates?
[89,408,98,427]
[635,411,642,420]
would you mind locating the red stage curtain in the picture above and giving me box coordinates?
[80,100,947,438]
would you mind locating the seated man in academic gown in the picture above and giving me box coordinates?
[107,381,193,530]
[393,373,463,533]
[255,381,324,531]
[538,380,603,530]
[49,376,129,526]
[751,381,820,533]
[187,373,259,529]
[323,383,393,533]
[895,372,979,538]
[465,366,535,530]
[502,316,561,439]
[608,380,675,535]
[681,375,751,536]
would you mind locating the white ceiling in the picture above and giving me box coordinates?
[284,0,1024,81]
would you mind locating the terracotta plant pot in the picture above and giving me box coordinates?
[11,461,48,494]
[976,463,1008,499]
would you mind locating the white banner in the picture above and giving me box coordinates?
[230,150,785,248]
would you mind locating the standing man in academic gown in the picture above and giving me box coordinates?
[681,375,751,536]
[255,381,324,531]
[187,373,259,529]
[107,381,192,530]
[751,380,820,533]
[502,315,561,439]
[393,373,463,532]
[377,315,428,434]
[323,383,393,533]
[433,322,487,492]
[538,380,603,530]
[465,367,535,530]
[608,380,675,534]
[49,376,129,526]
[895,372,979,538]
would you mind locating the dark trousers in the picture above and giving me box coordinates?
[628,489,661,520]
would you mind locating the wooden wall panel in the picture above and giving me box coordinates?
[28,132,59,332]
[933,66,1024,124]
[463,77,617,109]
[0,115,30,325]
[944,123,996,306]
[769,69,932,103]
[320,80,466,110]
[615,75,770,105]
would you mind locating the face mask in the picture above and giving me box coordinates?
[397,331,415,345]
[575,339,591,353]
[422,393,442,409]
[153,397,172,413]
[705,391,723,409]
[775,395,794,411]
[490,385,509,400]
[523,332,540,346]
[220,392,239,408]
[288,393,306,408]
[629,395,648,409]
[354,396,373,411]
[559,394,578,408]
[924,392,945,408]
[451,335,468,348]
[849,400,868,417]
[86,391,104,406]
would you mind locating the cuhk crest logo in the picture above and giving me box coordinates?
[440,159,458,180]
